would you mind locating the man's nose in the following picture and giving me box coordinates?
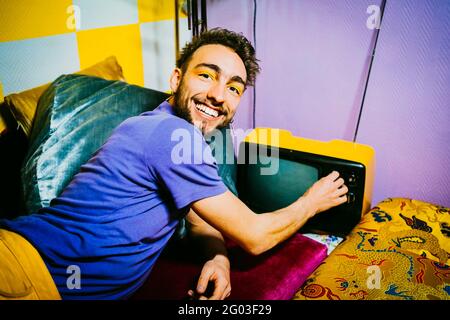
[207,83,225,106]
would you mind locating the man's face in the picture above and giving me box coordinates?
[170,44,247,134]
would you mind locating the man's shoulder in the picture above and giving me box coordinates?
[117,110,191,134]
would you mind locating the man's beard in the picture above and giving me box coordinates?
[173,78,233,134]
[173,87,194,125]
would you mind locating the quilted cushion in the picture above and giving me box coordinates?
[0,82,5,135]
[132,233,327,300]
[294,198,450,300]
[21,74,168,213]
[206,129,238,197]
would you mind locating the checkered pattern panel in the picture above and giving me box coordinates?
[0,0,190,95]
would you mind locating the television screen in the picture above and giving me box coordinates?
[242,154,319,213]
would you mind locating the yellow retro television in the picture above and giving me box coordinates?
[237,128,375,236]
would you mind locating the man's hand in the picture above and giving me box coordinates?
[186,210,231,300]
[301,171,348,218]
[188,254,231,300]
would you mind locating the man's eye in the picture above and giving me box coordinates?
[229,86,241,96]
[199,73,212,79]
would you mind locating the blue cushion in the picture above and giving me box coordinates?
[22,74,169,213]
[207,130,238,197]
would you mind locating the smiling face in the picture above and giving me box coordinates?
[169,44,247,134]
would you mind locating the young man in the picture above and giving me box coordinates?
[0,28,348,300]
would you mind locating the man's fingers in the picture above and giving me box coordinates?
[337,194,348,205]
[221,285,231,300]
[336,184,348,197]
[207,274,229,300]
[334,177,345,187]
[197,267,213,294]
[209,280,227,300]
[327,171,340,181]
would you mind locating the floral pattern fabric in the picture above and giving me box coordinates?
[294,198,450,300]
[301,233,344,255]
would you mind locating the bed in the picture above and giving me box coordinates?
[1,58,448,300]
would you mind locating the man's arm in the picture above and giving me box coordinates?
[186,210,231,300]
[192,171,348,255]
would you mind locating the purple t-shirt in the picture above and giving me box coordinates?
[0,101,227,299]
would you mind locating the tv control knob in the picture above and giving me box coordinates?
[347,192,356,203]
[348,173,357,186]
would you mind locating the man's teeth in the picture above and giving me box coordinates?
[195,103,219,118]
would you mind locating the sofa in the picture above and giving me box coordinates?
[1,58,448,300]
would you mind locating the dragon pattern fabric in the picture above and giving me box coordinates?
[294,198,449,300]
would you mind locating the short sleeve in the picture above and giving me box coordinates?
[145,117,227,210]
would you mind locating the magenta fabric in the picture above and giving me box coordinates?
[132,233,327,300]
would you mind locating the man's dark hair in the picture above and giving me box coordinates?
[177,28,260,87]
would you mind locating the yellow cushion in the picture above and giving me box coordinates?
[0,82,5,135]
[0,116,4,134]
[294,198,450,300]
[3,56,125,137]
[0,229,61,300]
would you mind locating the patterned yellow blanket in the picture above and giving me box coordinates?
[295,198,449,300]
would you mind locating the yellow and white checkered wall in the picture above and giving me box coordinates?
[0,0,191,95]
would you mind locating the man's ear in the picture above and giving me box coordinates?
[169,68,182,93]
